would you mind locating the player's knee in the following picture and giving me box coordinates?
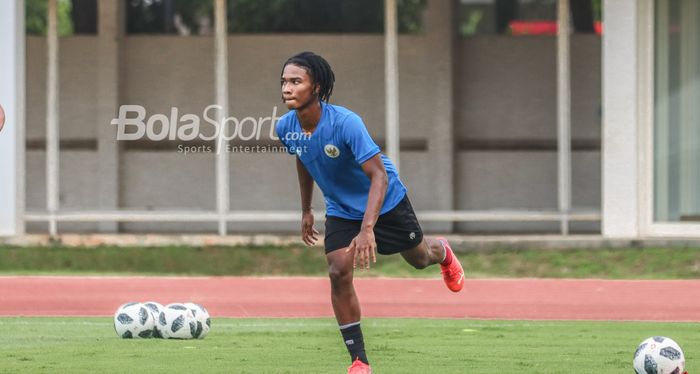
[328,265,352,288]
[328,263,353,287]
[328,267,352,284]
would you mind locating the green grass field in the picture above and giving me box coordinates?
[0,317,697,373]
[2,245,700,279]
[2,246,697,372]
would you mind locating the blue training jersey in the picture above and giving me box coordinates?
[275,102,407,220]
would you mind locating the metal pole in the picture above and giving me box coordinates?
[557,0,571,235]
[637,0,655,235]
[385,0,400,172]
[654,0,670,221]
[679,0,700,216]
[18,0,26,237]
[47,0,59,237]
[96,0,123,233]
[215,0,229,236]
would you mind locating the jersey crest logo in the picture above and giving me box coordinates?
[324,144,340,158]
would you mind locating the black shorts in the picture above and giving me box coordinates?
[324,195,424,255]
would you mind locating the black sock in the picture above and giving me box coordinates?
[340,322,368,365]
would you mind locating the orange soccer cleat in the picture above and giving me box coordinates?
[438,237,465,292]
[347,358,372,374]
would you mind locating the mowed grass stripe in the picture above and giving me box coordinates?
[0,317,698,373]
[1,245,700,279]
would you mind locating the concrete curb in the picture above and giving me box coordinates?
[3,234,700,251]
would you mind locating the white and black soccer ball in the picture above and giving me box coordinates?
[184,302,211,339]
[143,301,165,338]
[633,336,686,374]
[113,302,155,339]
[159,303,197,339]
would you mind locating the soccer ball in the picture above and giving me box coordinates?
[159,303,197,339]
[184,302,211,339]
[184,303,211,339]
[143,301,165,338]
[113,302,155,339]
[633,336,686,374]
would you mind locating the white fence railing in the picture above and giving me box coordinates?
[32,0,586,236]
[25,210,600,224]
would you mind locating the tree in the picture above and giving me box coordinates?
[126,0,426,34]
[25,0,75,36]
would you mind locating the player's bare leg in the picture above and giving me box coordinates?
[326,248,361,324]
[327,248,370,370]
[399,237,445,269]
[401,237,465,292]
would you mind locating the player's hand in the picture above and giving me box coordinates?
[346,228,377,270]
[301,210,319,246]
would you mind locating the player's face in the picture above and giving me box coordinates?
[281,64,318,110]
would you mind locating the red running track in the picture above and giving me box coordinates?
[0,276,698,322]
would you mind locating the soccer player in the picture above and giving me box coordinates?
[276,51,465,374]
[0,104,5,132]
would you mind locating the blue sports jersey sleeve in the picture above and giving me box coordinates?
[275,116,296,155]
[342,114,380,165]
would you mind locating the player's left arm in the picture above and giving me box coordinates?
[347,154,387,270]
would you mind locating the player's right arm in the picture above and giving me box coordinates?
[296,157,318,246]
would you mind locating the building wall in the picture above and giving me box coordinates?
[24,31,601,234]
[0,0,24,237]
[455,35,601,233]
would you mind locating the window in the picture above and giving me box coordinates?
[457,0,602,37]
[654,0,700,222]
[26,0,97,36]
[126,0,426,35]
[127,0,213,35]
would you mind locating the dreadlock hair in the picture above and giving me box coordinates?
[282,51,335,103]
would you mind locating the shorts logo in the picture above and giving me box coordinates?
[409,232,416,240]
[324,144,340,158]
